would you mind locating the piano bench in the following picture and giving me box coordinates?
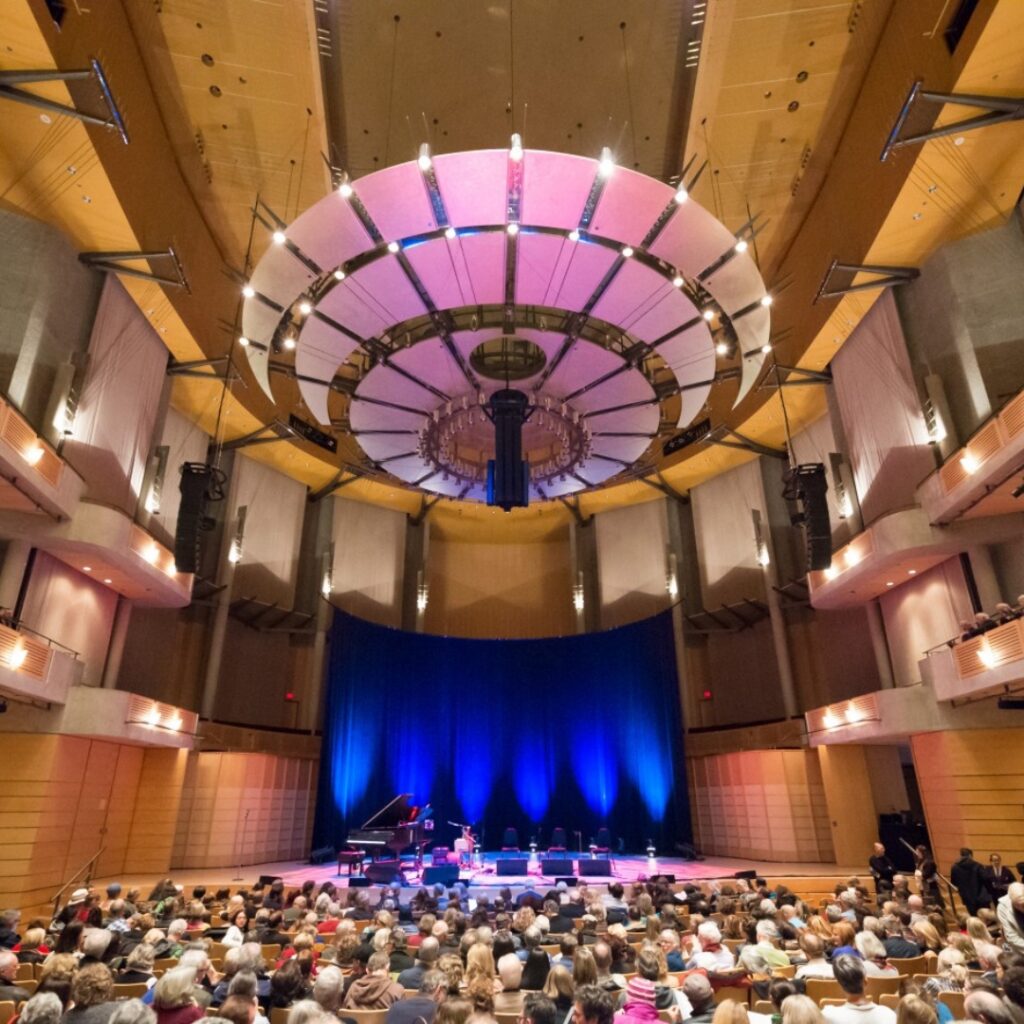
[336,850,364,876]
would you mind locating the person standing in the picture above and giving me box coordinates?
[869,843,897,898]
[982,854,1015,903]
[950,848,991,916]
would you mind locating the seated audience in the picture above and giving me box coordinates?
[998,884,1024,956]
[0,949,33,1002]
[153,967,206,1024]
[343,951,404,1009]
[821,955,896,1024]
[398,936,440,989]
[686,922,735,971]
[542,965,575,1017]
[573,985,615,1024]
[494,953,525,1014]
[386,969,446,1024]
[19,993,64,1024]
[780,994,824,1024]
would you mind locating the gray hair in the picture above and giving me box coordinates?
[287,1001,332,1024]
[228,970,259,1001]
[153,966,197,1008]
[755,920,778,941]
[419,936,440,964]
[108,1001,157,1024]
[179,948,210,975]
[126,944,156,971]
[82,928,113,959]
[313,966,345,1011]
[420,970,446,996]
[832,954,866,996]
[167,918,187,938]
[19,994,63,1024]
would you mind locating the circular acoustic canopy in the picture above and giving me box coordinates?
[239,146,773,502]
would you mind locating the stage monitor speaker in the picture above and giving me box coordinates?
[541,858,575,875]
[257,875,282,887]
[733,869,758,880]
[783,463,832,572]
[309,845,335,865]
[496,858,529,876]
[650,873,677,884]
[555,877,579,887]
[422,865,460,886]
[175,462,214,574]
[364,861,402,884]
[348,877,371,888]
[577,859,612,876]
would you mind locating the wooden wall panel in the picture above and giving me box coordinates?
[688,749,834,862]
[172,751,316,869]
[818,745,879,867]
[124,748,188,874]
[912,729,1024,872]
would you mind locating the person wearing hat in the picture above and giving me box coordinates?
[55,888,91,928]
[618,977,665,1024]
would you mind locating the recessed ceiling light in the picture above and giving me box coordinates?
[82,566,92,572]
[506,222,519,236]
[298,300,312,315]
[238,336,249,347]
[242,284,255,298]
[598,147,615,178]
[621,246,634,258]
[702,308,715,322]
[672,275,684,288]
[674,187,688,204]
[338,181,353,198]
[734,239,748,254]
[103,578,112,584]
[761,294,773,307]
[761,343,772,354]
[568,229,580,242]
[387,241,400,254]
[885,581,894,587]
[444,226,457,240]
[272,230,286,245]
[283,336,296,351]
[417,143,432,171]
[908,569,917,576]
[715,342,729,356]
[333,269,346,281]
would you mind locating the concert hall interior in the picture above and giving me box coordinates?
[2,3,1024,1017]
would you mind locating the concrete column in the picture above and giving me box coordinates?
[200,457,241,721]
[763,565,799,719]
[0,541,32,616]
[865,601,896,689]
[304,596,332,733]
[101,596,132,690]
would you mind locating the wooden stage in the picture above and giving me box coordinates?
[100,852,866,896]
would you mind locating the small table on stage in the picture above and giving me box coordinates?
[336,849,364,876]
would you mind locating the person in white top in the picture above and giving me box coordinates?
[222,909,250,948]
[684,922,735,972]
[793,933,834,980]
[821,955,896,1024]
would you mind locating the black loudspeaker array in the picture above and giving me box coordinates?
[783,463,832,572]
[174,462,225,574]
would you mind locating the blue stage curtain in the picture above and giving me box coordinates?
[313,609,690,854]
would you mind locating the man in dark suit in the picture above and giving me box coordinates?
[951,847,992,916]
[982,854,1015,903]
[869,843,897,897]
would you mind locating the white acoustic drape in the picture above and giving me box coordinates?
[64,278,167,515]
[230,454,307,606]
[831,291,934,525]
[692,456,767,608]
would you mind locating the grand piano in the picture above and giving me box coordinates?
[346,793,432,869]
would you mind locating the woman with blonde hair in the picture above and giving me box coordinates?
[910,921,942,955]
[465,942,501,994]
[781,994,824,1024]
[896,995,937,1024]
[854,932,898,976]
[806,916,833,943]
[831,922,856,956]
[543,965,574,1017]
[711,999,750,1024]
[572,947,598,989]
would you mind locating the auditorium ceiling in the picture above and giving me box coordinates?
[2,0,1024,537]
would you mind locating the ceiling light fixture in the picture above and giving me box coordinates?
[238,336,249,347]
[387,241,400,254]
[338,176,353,199]
[674,187,688,204]
[8,646,27,670]
[761,343,772,355]
[444,226,457,240]
[672,274,684,288]
[506,222,519,236]
[702,308,716,322]
[598,147,615,178]
[272,229,286,245]
[761,294,773,307]
[242,284,255,298]
[734,238,748,254]
[509,133,524,162]
[417,143,432,172]
[283,336,296,351]
[621,245,634,258]
[715,341,729,357]
[298,300,313,316]
[960,451,980,474]
[333,269,346,281]
[568,229,580,242]
[83,566,92,572]
[908,569,917,576]
[103,578,112,584]
[23,445,44,466]
[143,544,160,565]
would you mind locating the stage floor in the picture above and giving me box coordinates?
[98,852,865,895]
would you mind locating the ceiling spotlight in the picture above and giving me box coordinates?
[509,133,524,162]
[908,569,917,575]
[417,143,432,172]
[338,176,353,199]
[621,245,634,258]
[598,147,615,178]
[333,269,346,281]
[760,294,773,307]
[103,578,112,585]
[885,581,895,587]
[761,342,772,354]
[298,300,312,316]
[702,308,716,322]
[283,336,296,351]
[672,274,684,288]
[272,229,286,245]
[387,240,400,254]
[674,187,688,204]
[734,238,748,254]
[444,226,457,240]
[238,335,249,347]
[715,341,729,356]
[82,566,92,573]
[242,284,255,298]
[507,222,519,236]
[568,229,580,242]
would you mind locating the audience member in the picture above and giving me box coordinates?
[343,951,403,1009]
[821,954,896,1024]
[385,969,446,1024]
[998,884,1024,955]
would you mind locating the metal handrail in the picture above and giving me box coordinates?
[49,845,105,917]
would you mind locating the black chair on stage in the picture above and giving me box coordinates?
[548,827,567,853]
[592,827,611,855]
[502,827,520,852]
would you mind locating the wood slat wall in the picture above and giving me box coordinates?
[912,729,1024,872]
[687,749,835,862]
[0,736,184,918]
[171,751,316,869]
